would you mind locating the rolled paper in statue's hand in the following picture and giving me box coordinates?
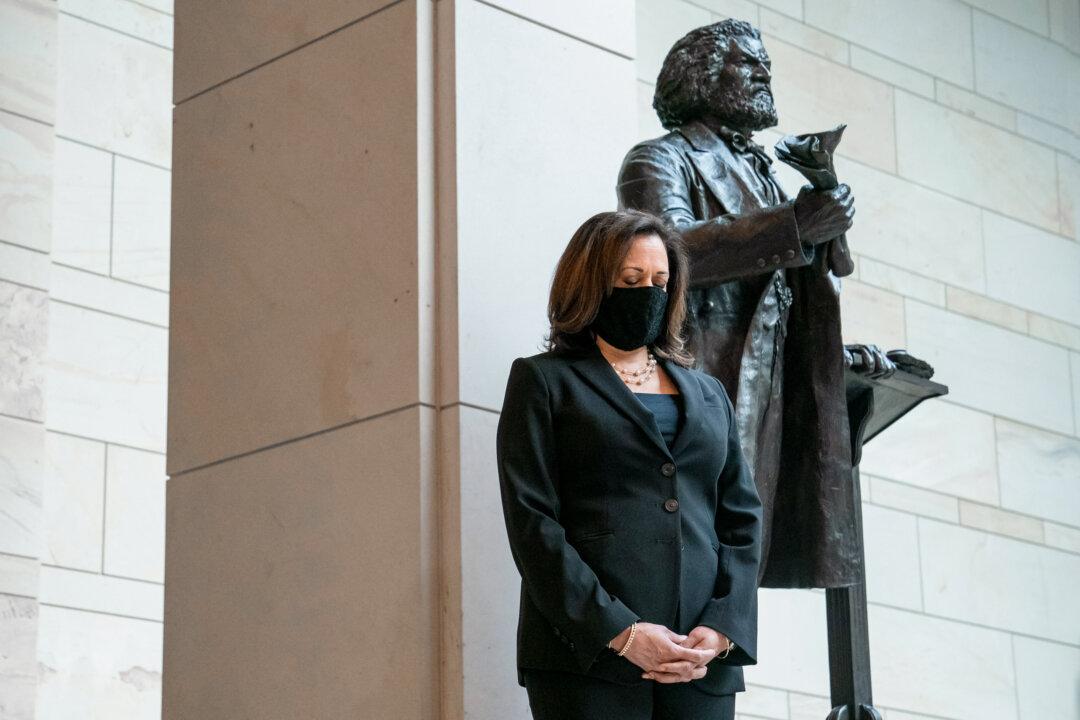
[774,125,855,277]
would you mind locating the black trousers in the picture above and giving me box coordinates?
[521,667,736,720]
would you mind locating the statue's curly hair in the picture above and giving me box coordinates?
[653,19,761,130]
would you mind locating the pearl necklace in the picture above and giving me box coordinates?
[611,351,657,386]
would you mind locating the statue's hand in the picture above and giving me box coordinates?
[844,343,896,379]
[794,184,854,246]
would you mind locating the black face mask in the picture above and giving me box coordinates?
[590,285,668,351]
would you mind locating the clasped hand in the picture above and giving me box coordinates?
[611,621,731,683]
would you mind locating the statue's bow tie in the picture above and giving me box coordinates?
[718,126,772,165]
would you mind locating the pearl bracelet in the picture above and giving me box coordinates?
[616,621,638,657]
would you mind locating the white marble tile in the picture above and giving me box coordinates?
[860,400,998,504]
[1061,153,1080,241]
[804,0,974,87]
[1049,0,1080,53]
[838,279,905,350]
[1014,635,1080,720]
[691,0,759,23]
[458,405,534,719]
[849,46,934,99]
[458,0,637,408]
[760,8,848,64]
[0,552,38,597]
[1027,313,1080,352]
[38,565,162,620]
[636,0,713,84]
[755,0,800,17]
[0,242,48,289]
[49,264,168,327]
[42,431,103,572]
[56,14,172,167]
[1072,352,1080,437]
[45,301,167,451]
[0,593,38,720]
[35,604,161,718]
[983,211,1080,327]
[968,0,1050,35]
[905,300,1073,434]
[838,158,985,293]
[996,418,1080,526]
[742,589,830,696]
[485,0,633,57]
[855,256,946,307]
[111,156,170,291]
[868,603,1017,720]
[768,38,895,172]
[974,11,1080,135]
[102,445,164,583]
[861,503,922,611]
[868,475,960,522]
[636,80,666,141]
[1044,520,1080,553]
[0,415,42,559]
[919,517,1080,644]
[0,281,47,421]
[895,92,1059,233]
[958,500,1044,543]
[59,0,173,48]
[934,79,1017,130]
[0,0,57,123]
[945,286,1028,333]
[0,110,53,252]
[1016,113,1080,157]
[788,693,831,720]
[51,138,111,275]
[738,683,789,719]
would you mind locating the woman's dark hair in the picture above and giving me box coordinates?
[542,209,695,368]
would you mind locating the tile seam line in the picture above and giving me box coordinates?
[472,0,634,61]
[121,0,173,19]
[59,10,172,52]
[52,261,171,295]
[172,0,409,107]
[55,134,171,172]
[41,563,163,587]
[168,399,434,478]
[0,106,53,128]
[37,600,163,624]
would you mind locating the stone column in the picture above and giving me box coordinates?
[165,1,635,718]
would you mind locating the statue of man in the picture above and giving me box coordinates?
[617,19,893,588]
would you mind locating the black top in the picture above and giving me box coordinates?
[632,392,684,448]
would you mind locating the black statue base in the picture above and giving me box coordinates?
[824,366,948,719]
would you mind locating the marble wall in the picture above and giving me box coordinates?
[3,0,1078,719]
[632,2,1080,719]
[0,0,172,717]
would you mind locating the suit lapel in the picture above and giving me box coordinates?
[676,120,764,213]
[660,355,702,458]
[569,343,703,460]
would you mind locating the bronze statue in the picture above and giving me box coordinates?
[616,19,895,588]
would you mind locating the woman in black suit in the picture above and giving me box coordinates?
[496,209,763,719]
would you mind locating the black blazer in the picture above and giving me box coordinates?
[496,341,763,696]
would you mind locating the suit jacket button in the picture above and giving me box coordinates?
[664,498,679,512]
[660,462,675,476]
[756,258,766,267]
[785,249,795,259]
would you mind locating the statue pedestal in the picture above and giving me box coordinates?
[825,367,948,720]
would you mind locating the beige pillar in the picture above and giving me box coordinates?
[165,1,635,718]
